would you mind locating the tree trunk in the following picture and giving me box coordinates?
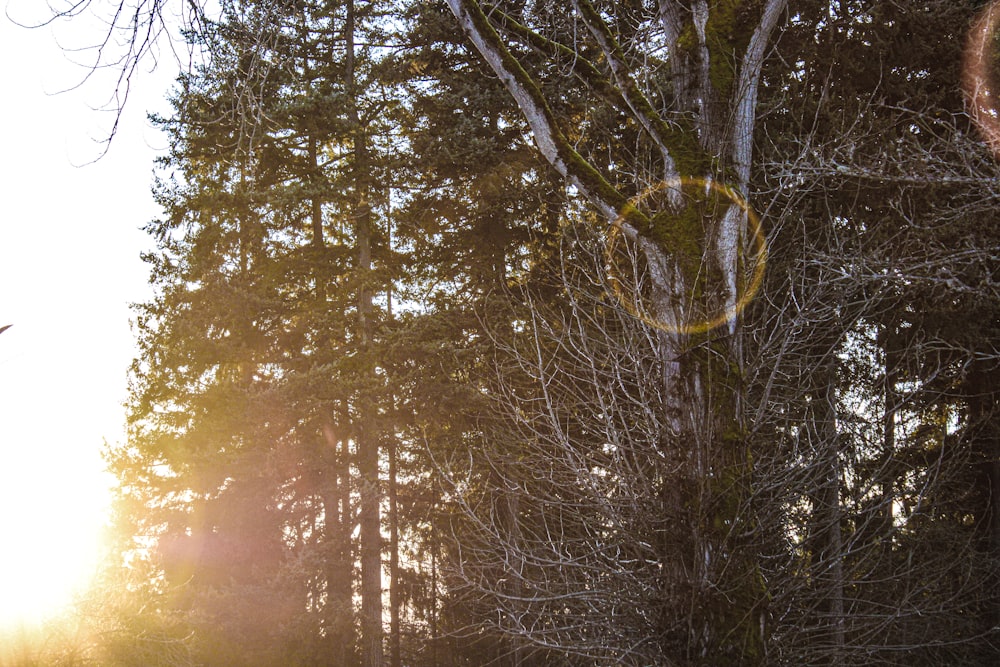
[388,436,401,667]
[967,362,1000,632]
[809,365,845,663]
[881,325,898,541]
[321,419,356,664]
[346,0,383,664]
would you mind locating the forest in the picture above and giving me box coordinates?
[13,0,1000,665]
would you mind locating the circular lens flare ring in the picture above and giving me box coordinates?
[605,178,767,335]
[964,1,1000,157]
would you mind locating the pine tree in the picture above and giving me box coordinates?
[113,2,408,664]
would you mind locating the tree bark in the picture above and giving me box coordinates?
[346,1,383,664]
[388,436,401,667]
[809,366,846,663]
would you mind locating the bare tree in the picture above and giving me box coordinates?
[438,1,787,662]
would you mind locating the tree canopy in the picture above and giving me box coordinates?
[26,1,1000,665]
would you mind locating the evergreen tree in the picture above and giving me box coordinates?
[113,2,407,664]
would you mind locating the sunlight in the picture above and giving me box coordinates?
[0,7,162,633]
[0,449,112,630]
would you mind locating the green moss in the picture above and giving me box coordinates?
[721,426,746,443]
[676,22,697,54]
[649,206,701,256]
[671,127,714,177]
[705,0,747,98]
[645,179,741,288]
[673,1,752,104]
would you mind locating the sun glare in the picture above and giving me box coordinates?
[0,452,112,630]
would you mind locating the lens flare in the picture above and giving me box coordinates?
[605,178,767,335]
[964,1,1000,157]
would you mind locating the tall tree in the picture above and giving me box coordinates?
[438,1,785,662]
[113,2,406,664]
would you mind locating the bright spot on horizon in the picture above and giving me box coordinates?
[0,7,175,630]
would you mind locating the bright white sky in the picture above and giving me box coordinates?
[0,4,177,628]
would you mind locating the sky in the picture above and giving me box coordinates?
[0,4,177,627]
